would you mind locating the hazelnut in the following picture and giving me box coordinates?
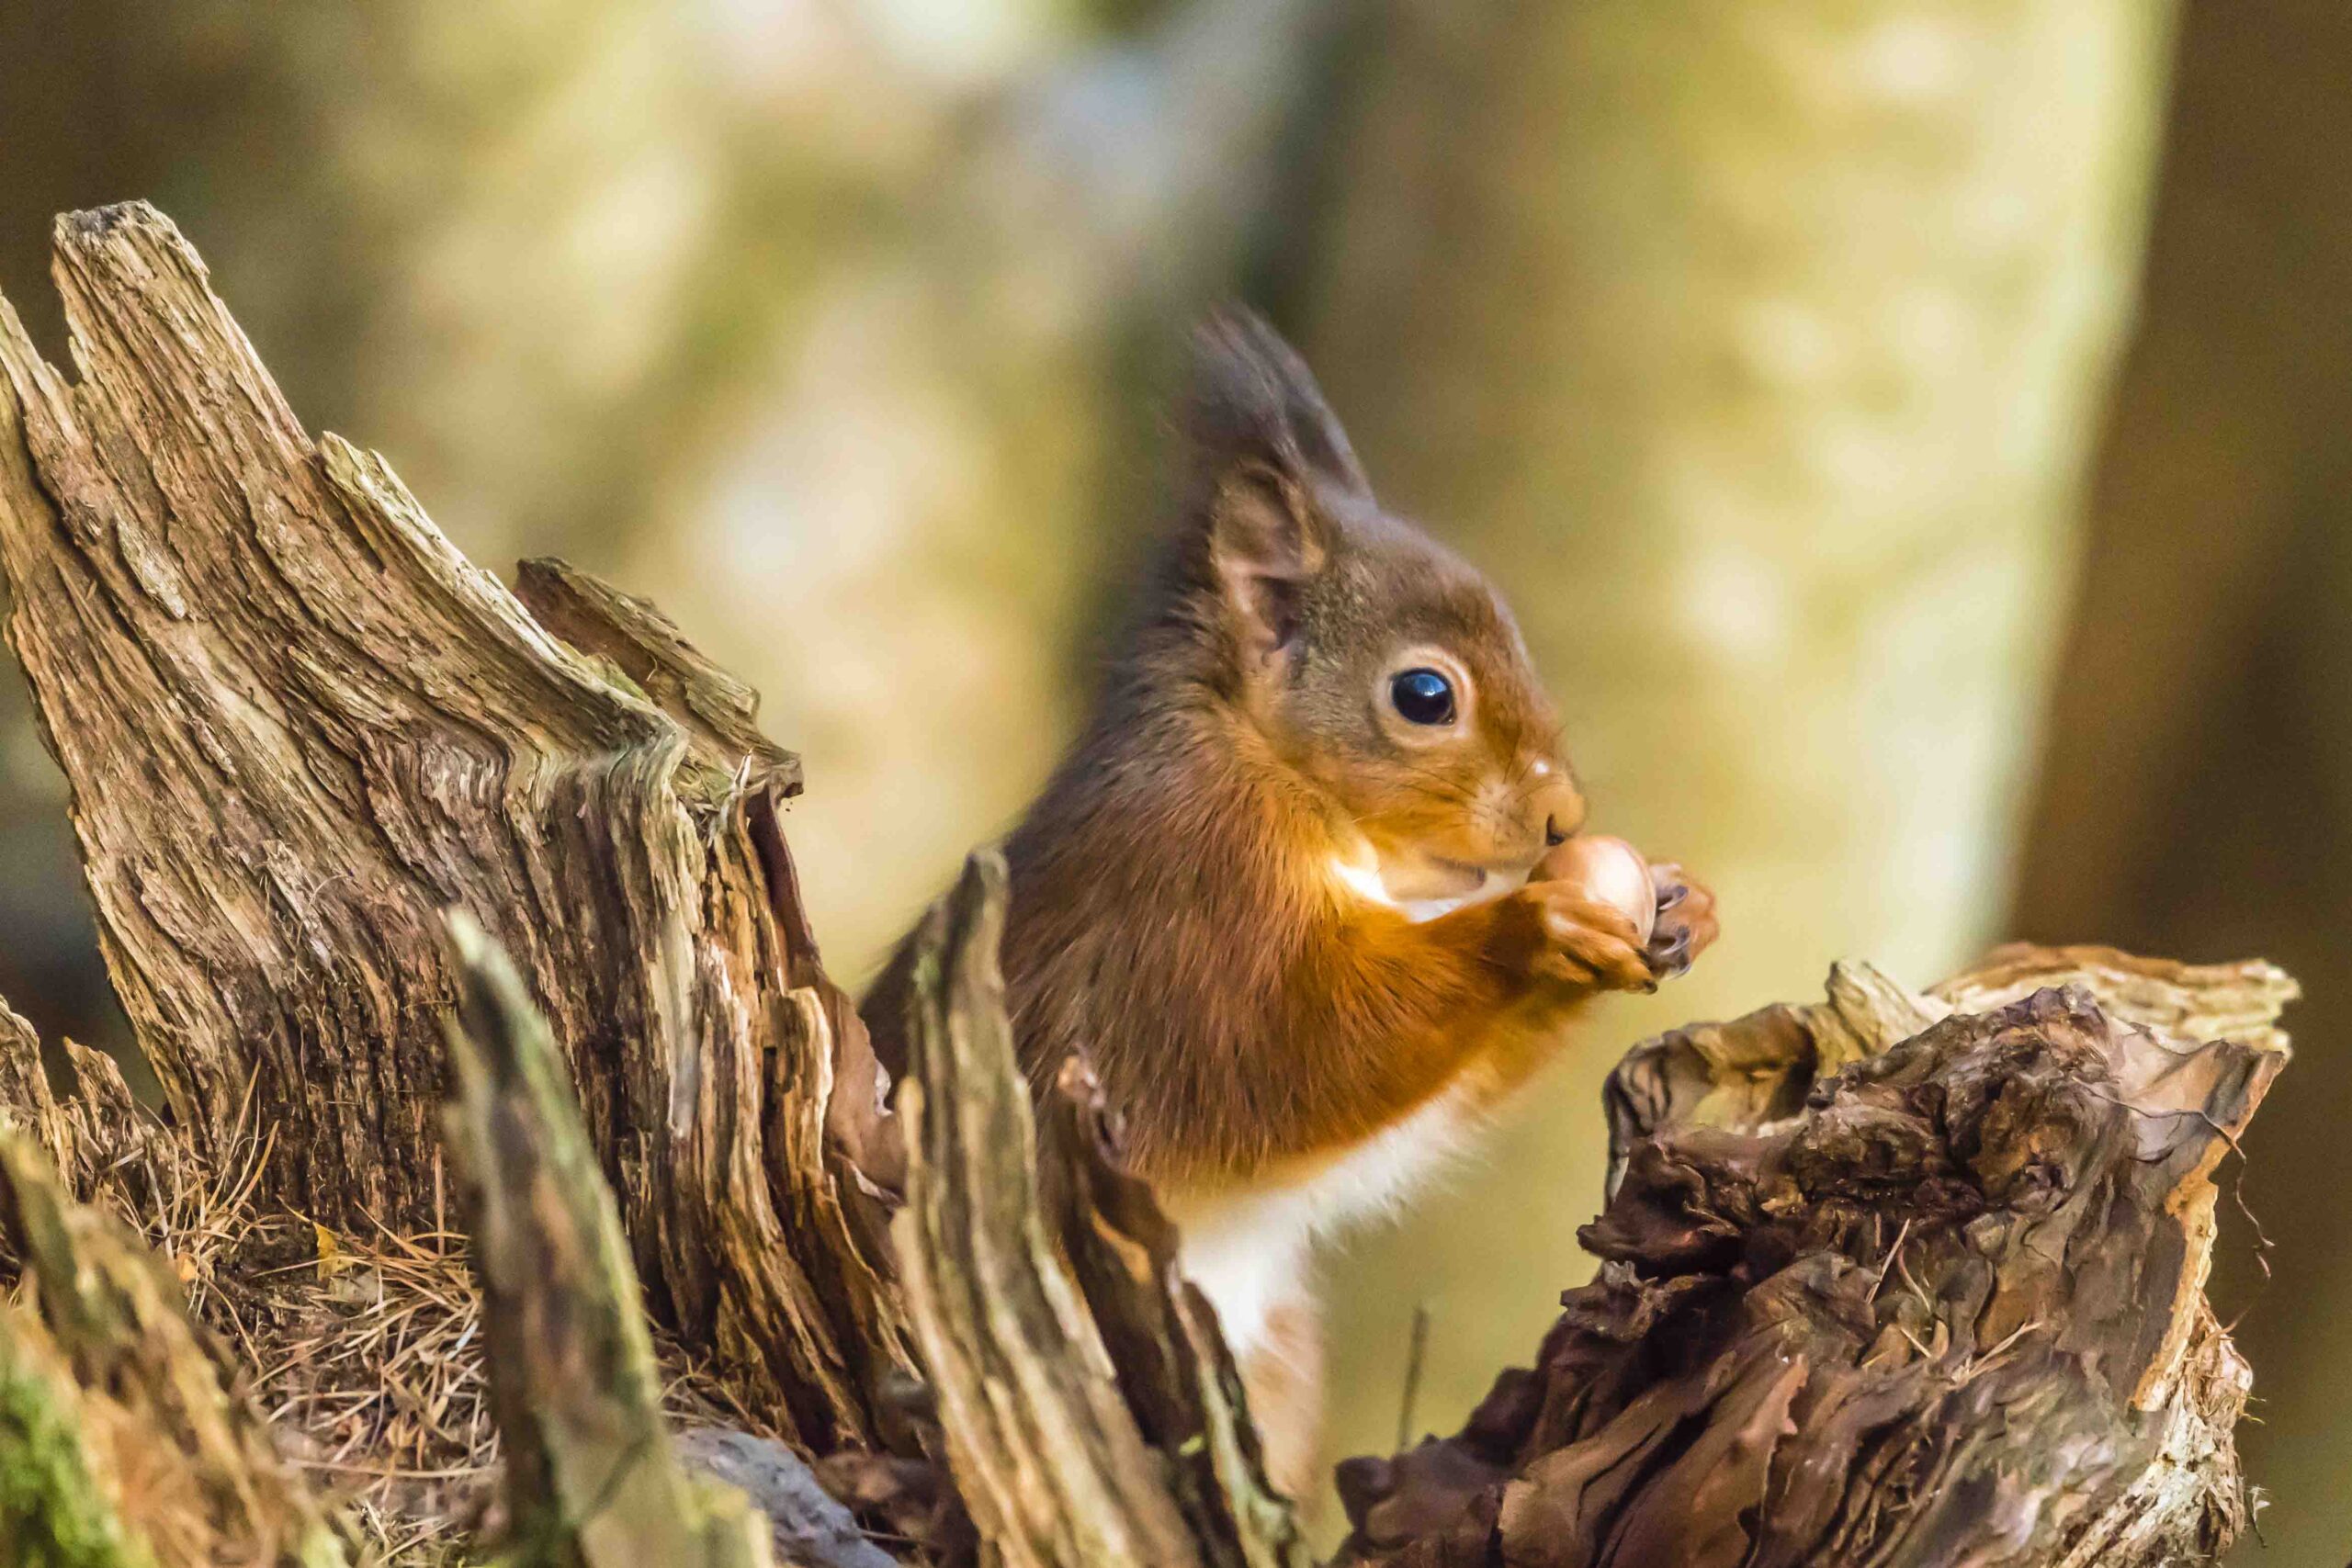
[1533,834,1656,944]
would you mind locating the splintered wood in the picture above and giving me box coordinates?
[892,852,1304,1568]
[0,203,909,1457]
[1336,948,2290,1568]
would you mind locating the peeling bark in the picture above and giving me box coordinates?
[1336,949,2290,1568]
[0,203,910,1454]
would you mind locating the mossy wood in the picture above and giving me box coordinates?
[0,1000,345,1567]
[0,204,2297,1567]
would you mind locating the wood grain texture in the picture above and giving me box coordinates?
[0,203,910,1455]
[1036,1053,1308,1568]
[1335,947,2289,1568]
[441,912,775,1568]
[892,851,1209,1568]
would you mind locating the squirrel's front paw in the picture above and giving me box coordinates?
[1501,882,1657,994]
[1643,863,1719,978]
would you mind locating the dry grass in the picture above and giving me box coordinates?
[22,1089,787,1565]
[247,1215,494,1566]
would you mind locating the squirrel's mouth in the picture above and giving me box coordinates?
[1380,852,1532,914]
[1428,856,1498,892]
[1332,839,1545,922]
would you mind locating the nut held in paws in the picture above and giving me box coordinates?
[1533,834,1656,945]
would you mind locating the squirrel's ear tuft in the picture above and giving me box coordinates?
[1184,307,1371,503]
[1182,309,1368,661]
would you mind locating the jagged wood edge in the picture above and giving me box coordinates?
[1037,1055,1308,1568]
[892,851,1210,1568]
[1341,946,2292,1567]
[0,201,910,1452]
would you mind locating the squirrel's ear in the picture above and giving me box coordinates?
[1185,307,1371,502]
[1182,309,1369,659]
[1205,459,1322,659]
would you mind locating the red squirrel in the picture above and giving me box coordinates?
[863,310,1717,1495]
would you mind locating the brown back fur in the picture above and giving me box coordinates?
[864,310,1608,1191]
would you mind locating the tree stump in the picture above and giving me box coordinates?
[0,202,906,1457]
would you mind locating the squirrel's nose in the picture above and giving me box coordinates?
[1529,765,1587,851]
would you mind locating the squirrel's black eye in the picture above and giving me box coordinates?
[1389,668,1456,726]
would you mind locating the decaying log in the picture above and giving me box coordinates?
[0,202,909,1455]
[1335,949,2291,1568]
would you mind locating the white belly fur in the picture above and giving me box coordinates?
[1168,851,1514,1357]
[1165,1082,1487,1359]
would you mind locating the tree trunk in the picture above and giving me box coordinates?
[2007,5,2352,1561]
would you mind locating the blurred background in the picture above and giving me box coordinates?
[0,0,2342,1560]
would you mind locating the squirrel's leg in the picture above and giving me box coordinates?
[1164,1184,1327,1500]
[1448,867,1723,1111]
[1240,1284,1325,1505]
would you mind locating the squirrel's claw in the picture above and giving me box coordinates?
[1642,864,1718,980]
[1645,926,1694,977]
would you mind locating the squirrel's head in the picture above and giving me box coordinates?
[1148,310,1585,905]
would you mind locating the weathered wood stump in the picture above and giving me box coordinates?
[0,204,2296,1567]
[0,200,907,1459]
[1335,952,2289,1567]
